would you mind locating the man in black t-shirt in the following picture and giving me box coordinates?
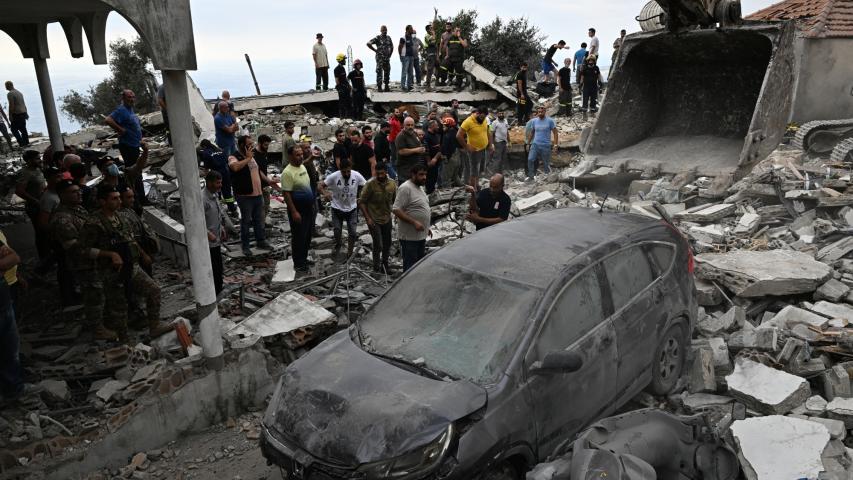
[580,55,604,113]
[348,59,367,120]
[349,129,376,180]
[253,134,280,225]
[332,128,350,172]
[514,62,532,123]
[333,53,351,118]
[541,40,566,83]
[557,58,574,116]
[466,173,511,230]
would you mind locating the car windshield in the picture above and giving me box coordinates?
[359,260,542,385]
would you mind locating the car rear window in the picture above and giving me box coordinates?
[602,246,654,312]
[645,243,676,277]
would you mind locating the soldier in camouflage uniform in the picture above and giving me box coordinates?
[50,180,118,341]
[81,185,171,342]
[367,26,394,92]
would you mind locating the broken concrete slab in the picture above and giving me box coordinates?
[827,397,853,428]
[731,415,830,480]
[725,358,811,414]
[680,392,735,413]
[674,203,736,222]
[695,279,723,306]
[96,380,129,402]
[728,328,778,352]
[688,347,716,393]
[733,212,761,235]
[38,379,69,403]
[817,237,853,264]
[696,249,832,297]
[271,259,296,285]
[815,278,851,302]
[764,305,830,330]
[142,207,188,268]
[515,191,555,211]
[698,306,743,336]
[689,224,726,244]
[462,58,518,102]
[227,291,334,338]
[805,394,828,415]
[370,89,497,104]
[809,301,853,322]
[788,414,847,440]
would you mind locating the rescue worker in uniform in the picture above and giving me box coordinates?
[557,58,574,116]
[333,53,352,118]
[51,180,118,341]
[348,59,367,120]
[422,22,439,90]
[367,26,394,92]
[442,27,468,91]
[81,185,171,342]
[514,62,532,123]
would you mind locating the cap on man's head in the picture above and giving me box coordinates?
[56,179,76,194]
[316,33,323,38]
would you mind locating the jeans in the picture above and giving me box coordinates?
[0,283,23,398]
[288,200,315,269]
[400,56,415,90]
[386,161,398,181]
[400,240,426,272]
[236,195,265,249]
[10,113,28,147]
[332,208,358,245]
[315,67,329,90]
[528,143,552,177]
[489,141,508,173]
[369,222,392,269]
[210,246,223,294]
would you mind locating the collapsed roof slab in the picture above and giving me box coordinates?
[228,87,497,112]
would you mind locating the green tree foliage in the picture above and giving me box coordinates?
[434,10,546,76]
[60,37,157,126]
[479,16,546,75]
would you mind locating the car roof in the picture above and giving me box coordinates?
[430,207,658,289]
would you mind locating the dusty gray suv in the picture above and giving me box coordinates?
[261,207,697,479]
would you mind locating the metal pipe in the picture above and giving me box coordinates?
[245,54,261,95]
[162,70,224,369]
[32,58,64,153]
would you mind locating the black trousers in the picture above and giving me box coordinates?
[9,113,28,147]
[516,92,532,124]
[352,89,366,119]
[288,200,315,269]
[118,143,146,205]
[337,87,352,118]
[426,163,440,194]
[209,246,223,294]
[369,222,392,269]
[582,85,599,111]
[315,67,329,90]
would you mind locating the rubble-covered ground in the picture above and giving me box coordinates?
[4,91,853,479]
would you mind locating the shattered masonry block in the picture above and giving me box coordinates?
[817,237,853,264]
[809,301,853,323]
[674,203,736,222]
[731,415,830,480]
[696,249,832,297]
[788,414,847,440]
[38,379,70,403]
[695,278,723,306]
[728,328,778,352]
[733,212,761,235]
[688,347,716,393]
[271,259,296,285]
[95,380,129,402]
[822,365,853,401]
[725,358,811,414]
[805,395,828,416]
[515,191,555,211]
[815,278,851,303]
[707,337,733,373]
[698,306,743,336]
[764,305,829,330]
[827,397,853,428]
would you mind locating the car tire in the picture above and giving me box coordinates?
[481,461,519,480]
[647,323,685,395]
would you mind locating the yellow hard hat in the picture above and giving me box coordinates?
[336,53,346,62]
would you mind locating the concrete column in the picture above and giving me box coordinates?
[162,69,224,368]
[33,58,64,153]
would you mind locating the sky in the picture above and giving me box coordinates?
[0,0,778,134]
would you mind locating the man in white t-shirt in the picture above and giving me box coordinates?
[587,28,600,57]
[320,158,366,261]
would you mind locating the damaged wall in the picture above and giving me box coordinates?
[791,38,853,123]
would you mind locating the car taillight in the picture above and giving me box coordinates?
[662,220,694,275]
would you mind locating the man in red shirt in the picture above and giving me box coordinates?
[387,107,404,179]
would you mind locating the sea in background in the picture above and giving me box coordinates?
[3,57,611,137]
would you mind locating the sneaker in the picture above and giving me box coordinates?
[242,248,253,257]
[525,176,534,183]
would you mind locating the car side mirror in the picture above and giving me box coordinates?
[531,350,583,375]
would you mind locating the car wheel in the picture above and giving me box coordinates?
[481,461,519,480]
[648,323,685,395]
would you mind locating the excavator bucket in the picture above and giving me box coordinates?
[584,21,796,178]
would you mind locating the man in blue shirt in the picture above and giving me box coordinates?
[214,101,239,157]
[105,89,144,203]
[525,105,558,181]
[573,42,588,84]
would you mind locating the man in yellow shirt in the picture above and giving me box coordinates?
[456,106,494,187]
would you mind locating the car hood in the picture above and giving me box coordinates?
[268,330,487,467]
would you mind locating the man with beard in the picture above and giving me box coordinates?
[359,163,396,273]
[282,146,315,274]
[394,117,426,181]
[319,159,366,262]
[392,164,431,271]
[456,106,493,187]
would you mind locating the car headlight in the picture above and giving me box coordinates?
[358,424,454,479]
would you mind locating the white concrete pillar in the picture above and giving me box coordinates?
[162,69,224,368]
[33,58,64,153]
